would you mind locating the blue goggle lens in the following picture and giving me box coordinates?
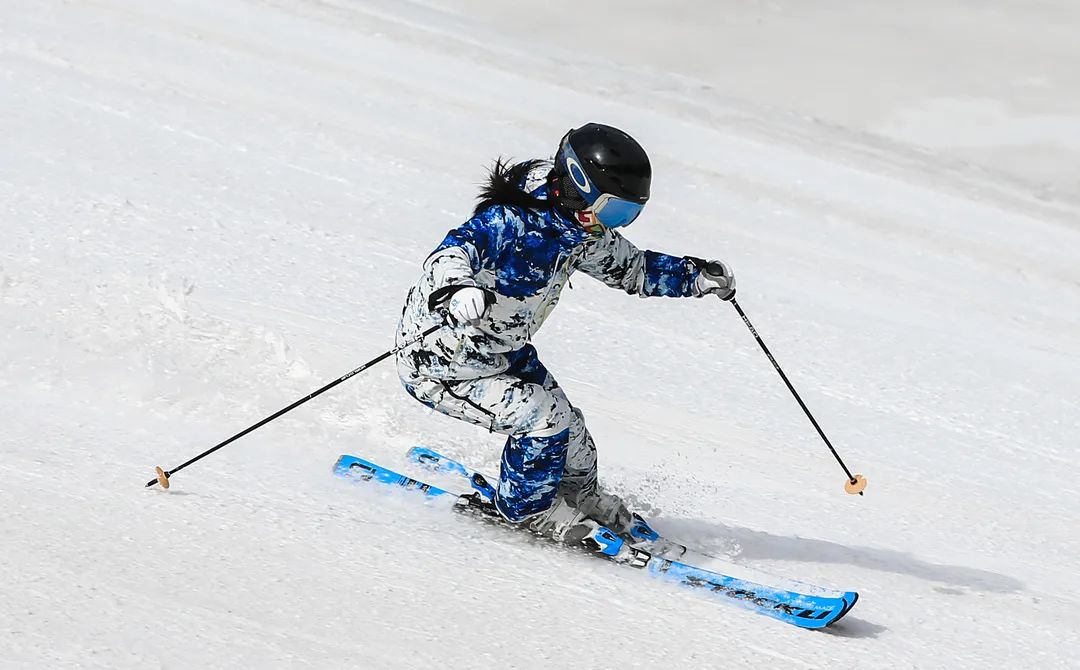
[593,196,644,228]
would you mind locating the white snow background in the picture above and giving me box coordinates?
[2,0,1079,667]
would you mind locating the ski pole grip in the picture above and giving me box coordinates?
[705,261,726,278]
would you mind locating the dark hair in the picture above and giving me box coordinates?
[472,158,553,216]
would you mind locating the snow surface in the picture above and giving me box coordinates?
[3,0,1080,667]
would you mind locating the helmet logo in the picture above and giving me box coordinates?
[566,157,592,195]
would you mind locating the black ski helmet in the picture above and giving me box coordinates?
[551,123,651,227]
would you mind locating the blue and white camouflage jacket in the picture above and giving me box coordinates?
[397,183,706,381]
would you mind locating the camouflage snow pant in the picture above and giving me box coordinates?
[401,345,621,526]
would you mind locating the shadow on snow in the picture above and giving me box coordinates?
[656,517,1024,594]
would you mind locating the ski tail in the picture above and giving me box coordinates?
[334,454,453,498]
[408,446,473,480]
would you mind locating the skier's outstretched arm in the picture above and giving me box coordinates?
[575,229,734,299]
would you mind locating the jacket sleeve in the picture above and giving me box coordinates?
[574,229,701,298]
[424,207,514,292]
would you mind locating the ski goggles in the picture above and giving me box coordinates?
[559,137,646,228]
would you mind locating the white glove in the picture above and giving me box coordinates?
[448,286,490,322]
[694,260,736,301]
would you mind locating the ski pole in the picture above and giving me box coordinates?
[728,296,867,496]
[145,323,444,489]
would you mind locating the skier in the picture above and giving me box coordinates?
[397,123,735,546]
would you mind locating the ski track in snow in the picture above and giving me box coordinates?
[2,0,1079,667]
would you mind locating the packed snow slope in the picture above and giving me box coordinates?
[3,0,1080,667]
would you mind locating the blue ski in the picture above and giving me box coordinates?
[406,446,685,557]
[334,454,858,629]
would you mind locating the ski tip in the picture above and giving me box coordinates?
[790,590,860,630]
[842,591,859,613]
[822,591,860,629]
